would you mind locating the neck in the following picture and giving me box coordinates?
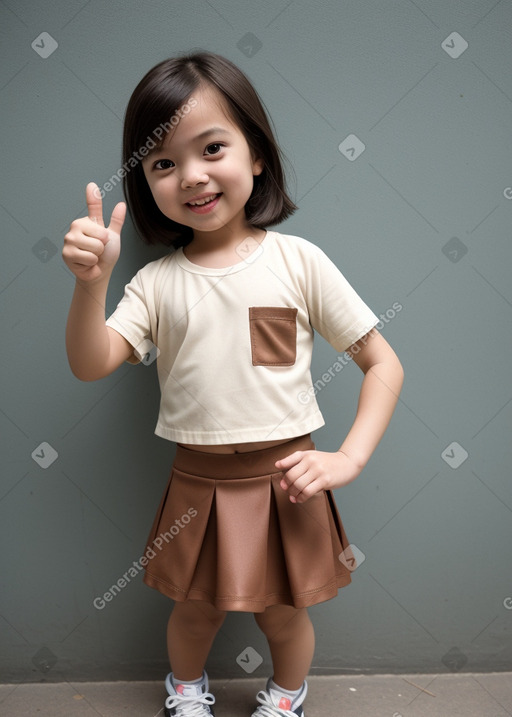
[188,221,265,255]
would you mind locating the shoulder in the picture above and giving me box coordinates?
[268,230,335,273]
[268,230,325,260]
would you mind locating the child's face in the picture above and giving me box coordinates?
[142,85,264,243]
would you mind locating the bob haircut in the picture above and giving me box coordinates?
[122,51,297,247]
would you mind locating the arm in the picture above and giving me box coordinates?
[63,183,133,381]
[65,279,134,381]
[338,329,404,468]
[275,329,404,503]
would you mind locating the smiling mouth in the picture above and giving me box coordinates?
[186,193,222,207]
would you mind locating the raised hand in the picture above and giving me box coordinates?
[63,183,126,283]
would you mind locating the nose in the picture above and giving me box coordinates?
[180,161,209,190]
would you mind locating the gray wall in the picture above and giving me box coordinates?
[1,0,511,685]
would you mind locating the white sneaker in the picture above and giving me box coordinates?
[164,670,215,716]
[251,678,307,716]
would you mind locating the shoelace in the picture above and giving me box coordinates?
[165,691,215,716]
[252,690,299,717]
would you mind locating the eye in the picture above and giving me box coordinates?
[154,159,174,170]
[204,143,223,156]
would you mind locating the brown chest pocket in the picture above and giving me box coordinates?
[249,306,298,366]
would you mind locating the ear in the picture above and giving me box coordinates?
[252,156,264,176]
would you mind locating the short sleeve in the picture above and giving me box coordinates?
[105,268,154,364]
[303,244,379,353]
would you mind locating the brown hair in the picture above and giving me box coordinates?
[122,51,297,247]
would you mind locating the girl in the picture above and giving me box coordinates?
[63,52,403,717]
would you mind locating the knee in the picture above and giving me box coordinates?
[172,602,227,637]
[254,606,308,640]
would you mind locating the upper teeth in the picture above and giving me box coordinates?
[189,194,218,206]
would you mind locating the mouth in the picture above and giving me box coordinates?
[185,193,222,213]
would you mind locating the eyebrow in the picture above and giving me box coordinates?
[192,127,231,141]
[145,126,231,158]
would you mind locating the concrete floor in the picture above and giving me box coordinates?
[1,673,511,716]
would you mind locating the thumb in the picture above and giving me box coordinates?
[108,201,127,237]
[86,182,105,226]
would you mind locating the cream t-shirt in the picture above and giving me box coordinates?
[105,230,379,444]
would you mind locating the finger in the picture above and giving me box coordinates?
[64,232,106,258]
[286,471,322,503]
[279,465,306,492]
[108,201,126,237]
[280,468,306,493]
[85,182,105,227]
[73,235,107,256]
[280,463,318,494]
[292,479,323,503]
[275,450,304,471]
[278,454,311,486]
[68,249,100,268]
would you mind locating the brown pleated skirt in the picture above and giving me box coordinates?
[143,434,354,612]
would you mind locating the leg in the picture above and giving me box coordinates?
[167,600,227,681]
[254,605,315,690]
